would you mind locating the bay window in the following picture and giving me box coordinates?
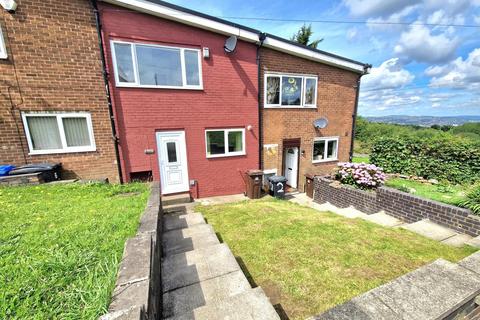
[111,41,202,89]
[312,137,339,163]
[264,74,317,108]
[206,129,245,158]
[22,113,96,155]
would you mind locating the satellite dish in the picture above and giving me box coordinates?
[224,35,237,53]
[313,118,328,129]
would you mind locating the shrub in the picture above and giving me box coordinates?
[335,162,386,189]
[457,185,480,215]
[370,136,480,184]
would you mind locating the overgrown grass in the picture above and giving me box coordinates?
[197,198,476,320]
[0,182,149,319]
[385,178,470,205]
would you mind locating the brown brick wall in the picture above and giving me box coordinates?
[260,48,360,191]
[0,0,119,181]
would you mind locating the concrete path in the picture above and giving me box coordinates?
[289,193,480,248]
[161,201,279,320]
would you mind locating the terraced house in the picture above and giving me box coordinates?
[0,0,368,197]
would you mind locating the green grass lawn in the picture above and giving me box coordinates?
[385,178,469,205]
[0,182,149,319]
[197,198,476,320]
[352,155,370,163]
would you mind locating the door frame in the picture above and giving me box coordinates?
[156,130,190,195]
[282,138,301,189]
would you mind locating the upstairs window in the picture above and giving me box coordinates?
[312,137,338,163]
[0,24,7,59]
[22,113,96,155]
[111,41,202,89]
[264,74,317,108]
[205,129,245,158]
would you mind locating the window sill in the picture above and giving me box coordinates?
[115,83,204,90]
[28,147,97,155]
[312,158,338,164]
[206,152,246,159]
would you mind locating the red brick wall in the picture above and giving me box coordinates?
[260,48,360,191]
[99,3,259,197]
[0,0,119,182]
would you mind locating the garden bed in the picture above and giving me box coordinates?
[0,182,149,319]
[197,198,476,320]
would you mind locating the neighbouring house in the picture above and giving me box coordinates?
[260,44,368,192]
[0,1,120,182]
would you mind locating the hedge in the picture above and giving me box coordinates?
[370,136,480,184]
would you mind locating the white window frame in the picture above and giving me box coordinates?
[21,112,96,155]
[312,136,339,163]
[0,24,7,59]
[205,128,246,158]
[110,40,203,90]
[264,73,318,108]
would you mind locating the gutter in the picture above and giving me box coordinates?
[349,64,371,161]
[91,0,124,183]
[257,33,266,170]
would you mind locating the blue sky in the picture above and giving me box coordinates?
[165,0,480,117]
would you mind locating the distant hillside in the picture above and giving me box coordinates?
[365,115,480,126]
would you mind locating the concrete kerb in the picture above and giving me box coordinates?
[100,182,162,320]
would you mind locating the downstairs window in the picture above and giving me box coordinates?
[206,128,245,158]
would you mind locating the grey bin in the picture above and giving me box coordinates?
[268,175,287,199]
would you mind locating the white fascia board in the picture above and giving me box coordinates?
[101,0,259,43]
[102,0,366,73]
[262,37,365,73]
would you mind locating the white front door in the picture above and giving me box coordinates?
[284,147,299,188]
[156,131,189,195]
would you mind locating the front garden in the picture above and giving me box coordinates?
[198,198,477,320]
[0,182,149,319]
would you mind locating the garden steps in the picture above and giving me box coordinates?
[163,212,206,231]
[165,287,280,320]
[362,211,403,227]
[402,219,458,241]
[162,193,192,207]
[162,224,220,256]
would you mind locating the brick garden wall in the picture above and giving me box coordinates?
[0,0,119,182]
[259,48,360,192]
[314,177,480,237]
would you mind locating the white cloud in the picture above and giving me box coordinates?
[362,58,414,89]
[346,27,358,41]
[429,48,480,89]
[394,24,460,63]
[342,0,418,17]
[426,9,465,25]
[474,15,480,24]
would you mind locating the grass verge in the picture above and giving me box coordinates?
[0,182,149,319]
[197,198,476,320]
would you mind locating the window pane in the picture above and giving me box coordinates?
[114,43,135,83]
[63,117,91,147]
[26,116,62,150]
[228,131,243,153]
[327,140,338,159]
[206,131,225,155]
[136,45,182,86]
[166,142,177,163]
[184,50,200,86]
[266,76,280,105]
[281,76,302,105]
[305,78,317,105]
[313,140,325,161]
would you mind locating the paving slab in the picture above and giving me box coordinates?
[162,243,240,292]
[441,233,473,247]
[162,270,251,318]
[196,193,248,205]
[466,236,480,248]
[362,211,403,227]
[459,251,480,275]
[162,224,219,256]
[116,234,151,286]
[167,287,280,320]
[402,219,458,241]
[371,259,480,320]
[100,306,143,320]
[164,212,205,231]
[108,279,149,315]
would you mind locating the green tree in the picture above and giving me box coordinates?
[290,23,323,48]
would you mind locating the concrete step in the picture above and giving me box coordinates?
[362,211,403,227]
[162,243,241,292]
[402,219,458,241]
[166,287,280,320]
[162,224,219,256]
[467,236,480,248]
[164,212,206,232]
[163,193,191,207]
[162,270,252,318]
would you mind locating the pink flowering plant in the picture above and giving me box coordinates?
[335,162,386,189]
